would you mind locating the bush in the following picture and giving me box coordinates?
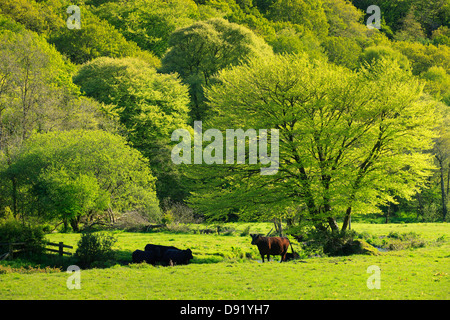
[0,219,45,255]
[161,198,202,224]
[301,229,378,257]
[75,232,117,267]
[386,231,426,250]
[113,211,151,232]
[240,225,251,237]
[358,230,427,251]
[165,222,191,233]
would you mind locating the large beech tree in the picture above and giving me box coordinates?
[193,54,437,231]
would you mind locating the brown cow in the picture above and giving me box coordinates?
[250,234,290,262]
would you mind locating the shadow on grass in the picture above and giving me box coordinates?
[1,249,231,273]
[0,251,77,273]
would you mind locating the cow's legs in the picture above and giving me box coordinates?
[267,255,270,262]
[281,249,288,262]
[261,254,264,263]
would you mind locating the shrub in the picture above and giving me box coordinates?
[358,230,427,251]
[0,219,45,255]
[113,211,151,232]
[301,229,378,256]
[386,231,426,250]
[161,198,202,224]
[75,232,117,267]
[165,222,191,233]
[240,225,251,237]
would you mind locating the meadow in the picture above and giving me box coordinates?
[0,223,449,300]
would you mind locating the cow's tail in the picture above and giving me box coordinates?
[289,240,296,254]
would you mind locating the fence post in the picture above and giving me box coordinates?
[9,243,13,259]
[59,242,64,256]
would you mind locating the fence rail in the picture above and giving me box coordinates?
[0,242,26,260]
[45,241,73,256]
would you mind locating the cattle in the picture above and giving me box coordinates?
[285,251,300,261]
[162,249,193,266]
[144,244,181,261]
[250,234,290,262]
[132,249,157,265]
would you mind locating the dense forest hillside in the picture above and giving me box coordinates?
[0,0,448,232]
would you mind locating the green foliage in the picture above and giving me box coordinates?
[394,9,427,43]
[48,5,159,66]
[0,27,106,154]
[160,17,273,121]
[199,54,437,229]
[322,0,366,38]
[303,229,378,257]
[34,168,109,224]
[351,0,449,37]
[360,230,427,250]
[268,25,325,59]
[0,219,45,255]
[432,26,450,46]
[0,0,64,35]
[94,0,202,57]
[266,0,329,37]
[321,36,362,69]
[394,41,450,75]
[422,66,450,103]
[75,231,117,267]
[73,57,191,202]
[7,130,160,229]
[73,57,189,139]
[359,45,411,70]
[0,0,448,229]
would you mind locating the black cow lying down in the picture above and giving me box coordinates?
[132,244,194,266]
[132,249,157,265]
[162,249,193,266]
[144,244,180,261]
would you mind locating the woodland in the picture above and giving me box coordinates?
[0,0,449,234]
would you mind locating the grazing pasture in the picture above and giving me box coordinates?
[0,223,449,299]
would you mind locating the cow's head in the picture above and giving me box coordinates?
[185,249,193,260]
[250,234,262,245]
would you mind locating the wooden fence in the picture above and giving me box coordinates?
[0,242,25,260]
[0,241,73,260]
[45,242,73,256]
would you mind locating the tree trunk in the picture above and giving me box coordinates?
[11,177,17,218]
[70,216,80,232]
[341,207,352,232]
[328,217,339,232]
[385,204,391,224]
[439,161,448,221]
[273,218,283,237]
[447,163,449,198]
[416,192,424,221]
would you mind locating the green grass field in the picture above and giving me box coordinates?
[1,223,449,299]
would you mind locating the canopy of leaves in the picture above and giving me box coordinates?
[193,54,437,228]
[93,0,203,58]
[7,130,160,225]
[49,7,159,66]
[160,17,273,121]
[73,57,191,202]
[0,27,105,152]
